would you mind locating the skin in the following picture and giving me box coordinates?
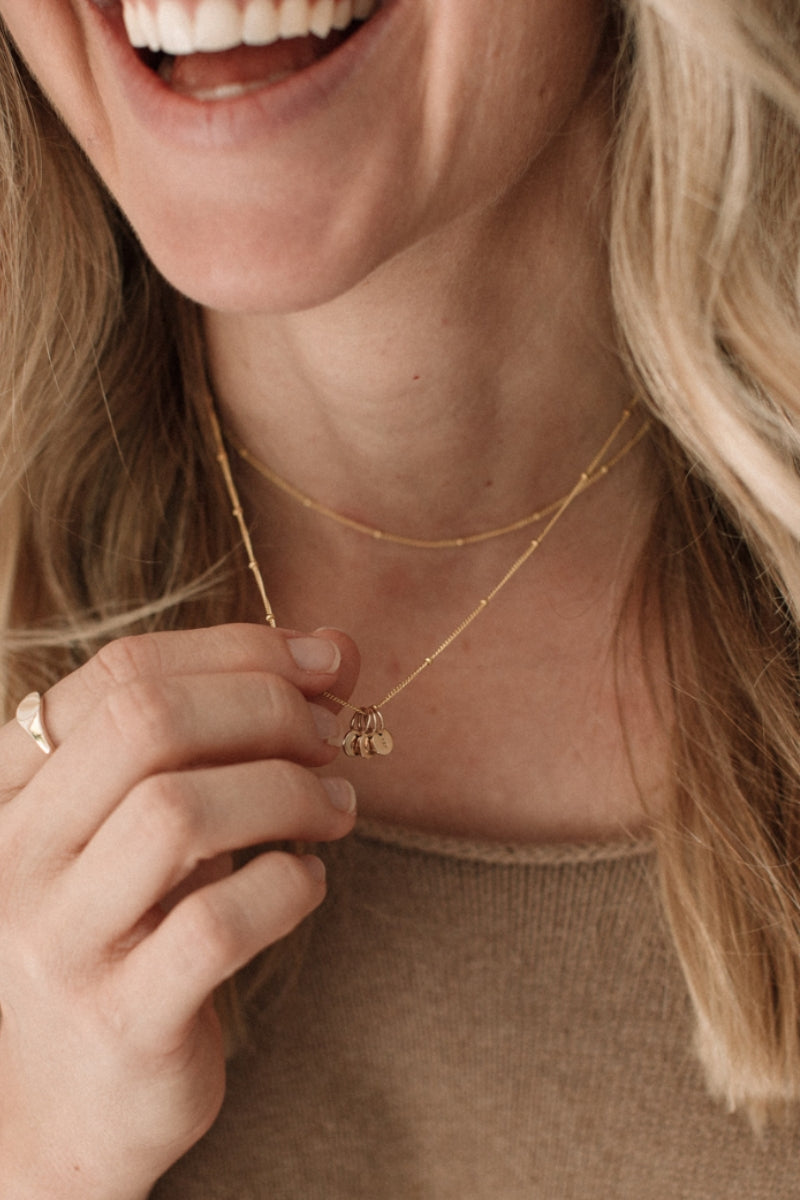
[0,624,361,1196]
[4,0,608,312]
[0,0,670,1194]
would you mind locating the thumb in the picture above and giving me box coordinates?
[310,628,361,715]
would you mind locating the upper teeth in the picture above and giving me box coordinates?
[123,0,377,54]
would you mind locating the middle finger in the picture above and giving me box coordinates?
[16,671,340,857]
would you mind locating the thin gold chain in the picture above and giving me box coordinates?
[209,397,650,722]
[225,421,648,549]
[210,403,278,629]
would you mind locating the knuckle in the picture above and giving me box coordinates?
[91,634,164,691]
[220,623,275,660]
[264,756,309,796]
[103,677,180,760]
[268,851,323,914]
[7,909,84,998]
[260,854,327,942]
[268,763,352,837]
[129,774,201,859]
[179,891,239,968]
[257,674,304,740]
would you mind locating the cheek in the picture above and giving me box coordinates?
[2,2,94,131]
[419,0,607,195]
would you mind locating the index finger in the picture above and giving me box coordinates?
[2,624,359,776]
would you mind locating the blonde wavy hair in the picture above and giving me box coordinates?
[1,0,800,1122]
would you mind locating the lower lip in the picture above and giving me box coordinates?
[83,0,401,149]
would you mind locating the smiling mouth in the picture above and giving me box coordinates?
[119,0,381,99]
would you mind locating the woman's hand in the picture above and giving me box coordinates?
[0,624,359,1200]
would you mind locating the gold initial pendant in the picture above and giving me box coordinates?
[342,706,394,758]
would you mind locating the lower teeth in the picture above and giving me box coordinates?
[166,73,294,99]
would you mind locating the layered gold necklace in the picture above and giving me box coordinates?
[208,397,649,758]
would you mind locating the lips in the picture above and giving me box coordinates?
[108,0,380,101]
[84,0,398,147]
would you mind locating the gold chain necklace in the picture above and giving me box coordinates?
[225,423,649,549]
[208,398,650,758]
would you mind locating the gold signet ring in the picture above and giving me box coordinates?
[15,691,53,755]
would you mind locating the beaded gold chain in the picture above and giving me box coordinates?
[208,398,650,758]
[225,421,649,550]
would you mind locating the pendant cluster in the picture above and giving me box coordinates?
[342,707,394,758]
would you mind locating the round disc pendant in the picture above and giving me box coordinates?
[343,730,362,758]
[370,730,394,756]
[357,732,375,758]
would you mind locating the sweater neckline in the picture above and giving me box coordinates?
[353,816,655,867]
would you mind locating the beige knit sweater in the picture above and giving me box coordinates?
[152,819,800,1199]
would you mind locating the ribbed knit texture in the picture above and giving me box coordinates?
[152,819,800,1198]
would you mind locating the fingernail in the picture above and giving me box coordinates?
[287,636,341,673]
[301,854,326,884]
[322,777,357,815]
[309,703,341,743]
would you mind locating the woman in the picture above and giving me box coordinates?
[0,0,798,1195]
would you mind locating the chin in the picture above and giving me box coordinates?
[138,219,386,314]
[118,154,414,313]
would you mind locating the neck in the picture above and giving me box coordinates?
[199,139,667,841]
[203,105,631,545]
